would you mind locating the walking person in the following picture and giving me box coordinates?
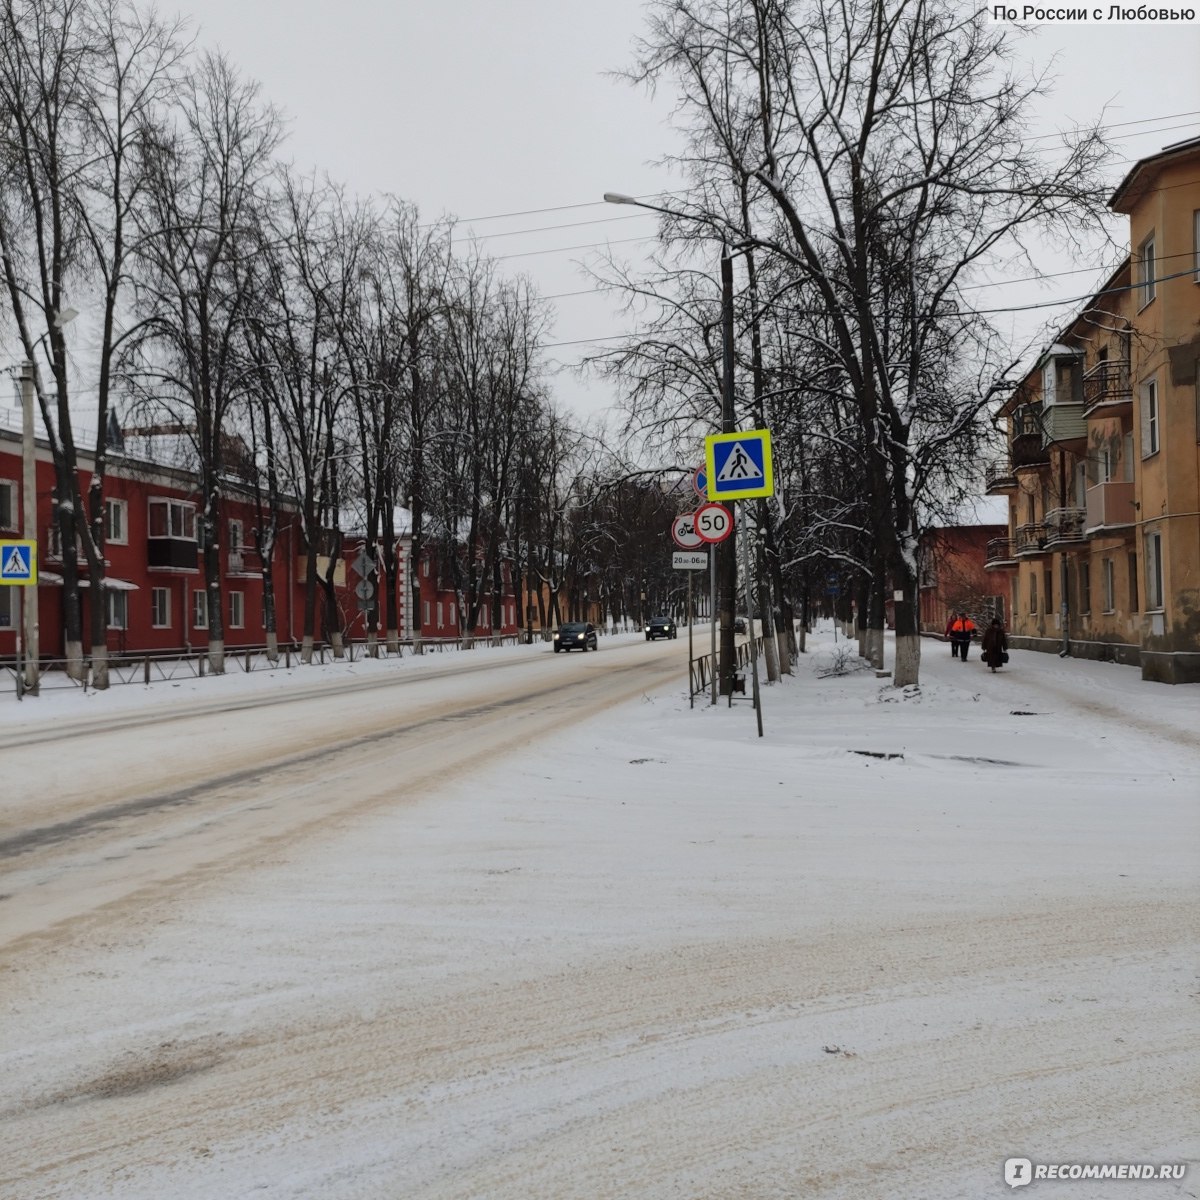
[944,611,959,658]
[981,617,1009,672]
[948,611,977,662]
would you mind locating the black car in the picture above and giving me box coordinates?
[645,616,677,641]
[554,621,598,652]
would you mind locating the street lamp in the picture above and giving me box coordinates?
[604,192,738,703]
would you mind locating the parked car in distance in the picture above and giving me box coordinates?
[554,621,598,652]
[645,616,677,641]
[733,616,747,634]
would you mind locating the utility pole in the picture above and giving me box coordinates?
[717,247,737,696]
[19,361,39,695]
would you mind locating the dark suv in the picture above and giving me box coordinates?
[645,616,677,641]
[554,622,598,652]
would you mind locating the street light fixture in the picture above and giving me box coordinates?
[603,192,739,704]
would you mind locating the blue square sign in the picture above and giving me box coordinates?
[704,429,774,501]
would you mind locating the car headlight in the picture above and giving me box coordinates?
[553,632,560,640]
[644,626,650,632]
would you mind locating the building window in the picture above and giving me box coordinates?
[1194,208,1200,283]
[228,519,243,550]
[104,498,128,545]
[437,600,443,628]
[1044,569,1053,616]
[193,589,208,629]
[151,587,171,628]
[105,589,127,630]
[0,587,12,628]
[1042,360,1056,406]
[229,590,244,629]
[1141,378,1159,458]
[148,498,196,539]
[1137,232,1156,308]
[1102,558,1115,613]
[1144,531,1164,610]
[423,600,430,627]
[1079,562,1091,614]
[0,479,16,530]
[1029,571,1038,614]
[1128,551,1139,612]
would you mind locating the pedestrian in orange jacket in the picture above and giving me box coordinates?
[948,612,977,661]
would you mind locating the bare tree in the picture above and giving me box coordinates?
[629,0,1112,684]
[130,49,281,673]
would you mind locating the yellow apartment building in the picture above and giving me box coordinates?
[985,137,1200,683]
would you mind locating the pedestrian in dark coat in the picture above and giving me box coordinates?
[981,618,1008,671]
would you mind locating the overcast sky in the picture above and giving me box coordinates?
[48,2,1200,429]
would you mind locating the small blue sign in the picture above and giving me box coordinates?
[0,540,37,585]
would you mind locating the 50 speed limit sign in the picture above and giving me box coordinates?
[694,502,733,543]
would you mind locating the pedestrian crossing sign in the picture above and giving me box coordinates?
[704,429,774,501]
[0,539,37,585]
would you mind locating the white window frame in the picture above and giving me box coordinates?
[148,497,196,540]
[1138,232,1156,309]
[104,497,128,545]
[105,588,127,630]
[1144,531,1164,611]
[1142,378,1159,458]
[1102,558,1116,614]
[423,600,430,627]
[1041,360,1056,407]
[193,588,208,629]
[0,479,16,530]
[228,518,243,550]
[436,600,443,628]
[229,590,244,629]
[151,586,171,629]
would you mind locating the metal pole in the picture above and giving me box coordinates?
[741,501,763,737]
[709,546,717,706]
[19,361,38,695]
[717,246,736,697]
[14,587,24,701]
[688,570,694,710]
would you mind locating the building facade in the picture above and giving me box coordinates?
[0,427,522,666]
[984,138,1200,683]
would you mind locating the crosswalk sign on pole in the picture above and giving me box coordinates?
[0,540,37,585]
[704,429,774,501]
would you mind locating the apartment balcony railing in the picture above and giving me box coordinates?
[1014,522,1048,556]
[1085,480,1136,533]
[985,458,1017,493]
[1082,360,1132,418]
[1011,404,1049,469]
[985,537,1017,569]
[1044,506,1087,549]
[227,549,254,574]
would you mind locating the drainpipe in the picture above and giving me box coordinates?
[1059,552,1070,657]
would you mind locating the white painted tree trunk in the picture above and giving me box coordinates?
[866,627,884,670]
[330,631,344,659]
[386,628,400,655]
[90,643,109,690]
[265,631,279,664]
[366,630,379,658]
[302,634,314,665]
[893,633,921,687]
[208,637,225,675]
[65,639,84,681]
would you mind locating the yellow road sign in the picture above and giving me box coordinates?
[704,429,774,501]
[0,539,37,586]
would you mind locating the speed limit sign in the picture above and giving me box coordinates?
[671,512,703,549]
[694,502,733,543]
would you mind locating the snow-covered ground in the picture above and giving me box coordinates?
[3,629,1197,1199]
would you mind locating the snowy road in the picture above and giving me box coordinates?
[2,633,1197,1199]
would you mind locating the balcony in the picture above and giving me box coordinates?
[147,536,198,570]
[1044,506,1087,549]
[1014,522,1048,556]
[1039,401,1086,451]
[1010,405,1049,470]
[1085,480,1136,533]
[985,458,1017,493]
[1082,360,1132,419]
[227,549,255,574]
[985,537,1017,569]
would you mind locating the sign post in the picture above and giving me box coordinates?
[1,539,38,702]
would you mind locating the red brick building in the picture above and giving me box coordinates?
[0,425,520,663]
[917,524,1011,634]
